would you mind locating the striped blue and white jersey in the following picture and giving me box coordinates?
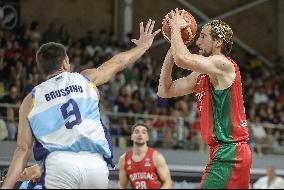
[28,72,112,162]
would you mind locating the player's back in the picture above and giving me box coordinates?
[28,72,112,161]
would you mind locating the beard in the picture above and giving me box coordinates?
[199,49,212,57]
[201,51,212,57]
[134,141,146,146]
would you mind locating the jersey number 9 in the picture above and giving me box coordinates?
[60,99,82,129]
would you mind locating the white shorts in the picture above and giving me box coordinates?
[44,151,109,189]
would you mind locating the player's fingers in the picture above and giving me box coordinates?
[186,19,192,27]
[131,39,138,45]
[148,20,155,34]
[145,19,152,33]
[181,9,186,17]
[19,170,27,179]
[170,10,175,18]
[31,174,38,180]
[165,14,170,23]
[140,22,144,34]
[175,8,180,15]
[152,29,161,37]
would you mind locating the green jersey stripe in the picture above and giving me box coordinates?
[212,88,234,143]
[202,144,237,189]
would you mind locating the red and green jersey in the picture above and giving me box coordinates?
[196,60,252,189]
[195,58,252,189]
[195,58,249,146]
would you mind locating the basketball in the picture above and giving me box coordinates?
[162,9,197,46]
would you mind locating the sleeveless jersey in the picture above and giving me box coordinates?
[195,59,249,146]
[28,72,112,162]
[125,147,161,189]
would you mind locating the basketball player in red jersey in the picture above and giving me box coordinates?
[158,9,252,189]
[118,123,172,189]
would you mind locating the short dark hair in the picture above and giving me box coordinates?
[36,42,67,75]
[131,123,149,133]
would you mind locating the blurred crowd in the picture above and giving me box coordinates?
[0,21,284,155]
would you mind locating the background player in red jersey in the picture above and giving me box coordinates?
[158,9,252,189]
[118,123,172,189]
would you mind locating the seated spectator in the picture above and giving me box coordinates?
[0,85,20,140]
[251,116,272,155]
[188,117,208,153]
[0,118,8,140]
[253,166,284,189]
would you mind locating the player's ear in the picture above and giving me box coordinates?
[215,39,223,49]
[131,133,134,141]
[146,133,149,142]
[62,57,69,71]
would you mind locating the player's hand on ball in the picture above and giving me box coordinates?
[167,8,191,30]
[131,19,161,50]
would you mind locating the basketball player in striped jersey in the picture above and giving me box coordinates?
[118,123,172,189]
[158,9,252,189]
[1,19,160,189]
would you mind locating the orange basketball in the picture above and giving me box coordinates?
[162,9,197,46]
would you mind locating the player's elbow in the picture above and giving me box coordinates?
[157,91,169,99]
[167,179,173,189]
[174,55,188,69]
[172,52,185,67]
[157,86,170,99]
[161,179,173,189]
[119,184,127,189]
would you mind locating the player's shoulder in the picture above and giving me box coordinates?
[22,93,33,108]
[209,54,234,72]
[118,153,127,168]
[152,150,167,167]
[209,55,232,65]
[119,152,127,163]
[20,93,34,114]
[152,149,164,160]
[68,71,85,79]
[120,152,126,159]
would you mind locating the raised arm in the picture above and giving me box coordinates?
[168,9,234,75]
[81,19,160,86]
[157,49,199,98]
[118,154,128,189]
[153,151,172,189]
[1,94,34,189]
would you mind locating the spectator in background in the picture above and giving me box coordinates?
[0,85,21,140]
[188,117,208,153]
[29,21,41,49]
[0,117,8,140]
[41,21,59,43]
[0,17,284,153]
[58,24,70,46]
[0,48,8,92]
[254,87,269,105]
[250,116,271,156]
[253,166,284,189]
[0,30,7,48]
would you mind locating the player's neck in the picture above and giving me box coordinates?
[133,144,148,156]
[46,69,66,79]
[212,48,223,56]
